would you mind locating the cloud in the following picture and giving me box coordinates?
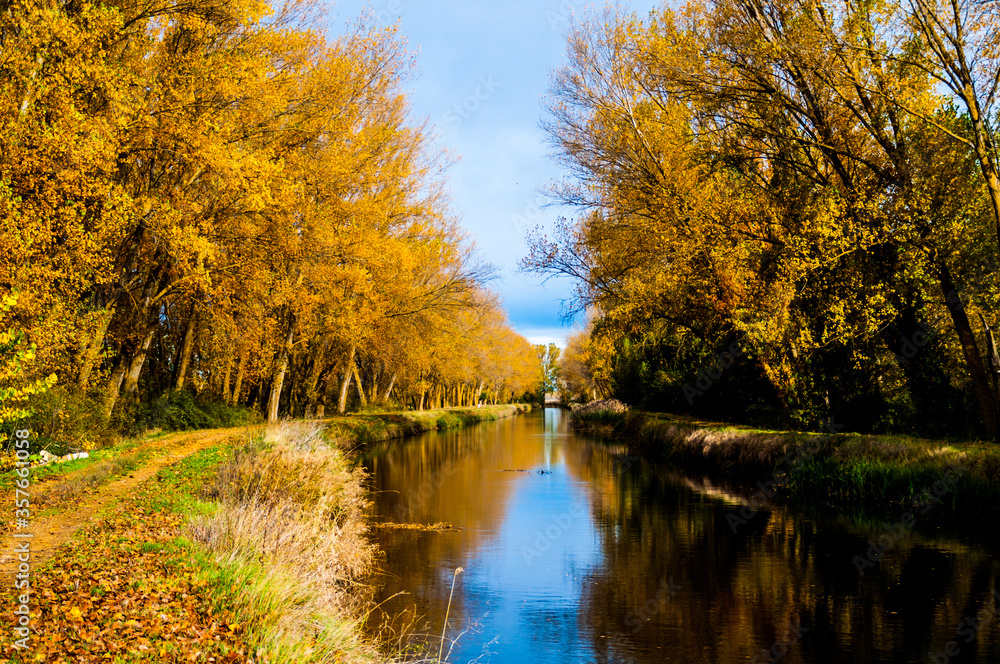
[522,328,573,349]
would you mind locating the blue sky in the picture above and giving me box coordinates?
[326,1,662,347]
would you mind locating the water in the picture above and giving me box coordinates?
[361,408,1000,663]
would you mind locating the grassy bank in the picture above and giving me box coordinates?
[572,409,1000,516]
[3,405,528,663]
[321,404,533,449]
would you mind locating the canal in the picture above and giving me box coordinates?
[361,408,1000,663]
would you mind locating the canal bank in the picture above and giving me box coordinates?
[362,407,1000,664]
[323,403,533,449]
[570,407,1000,518]
[0,405,534,664]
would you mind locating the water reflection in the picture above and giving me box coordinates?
[363,409,1000,663]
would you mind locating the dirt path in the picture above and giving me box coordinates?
[0,428,234,580]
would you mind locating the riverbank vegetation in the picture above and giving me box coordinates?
[322,403,532,449]
[0,0,542,450]
[526,0,1000,441]
[3,407,529,662]
[573,408,1000,518]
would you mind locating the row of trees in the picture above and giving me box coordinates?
[1,0,541,433]
[527,0,1000,438]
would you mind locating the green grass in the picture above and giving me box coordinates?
[4,407,531,663]
[322,404,530,449]
[169,428,384,663]
[0,434,150,492]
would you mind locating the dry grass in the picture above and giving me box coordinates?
[375,522,460,532]
[187,415,530,663]
[187,421,380,663]
[573,409,1000,512]
[319,405,530,451]
[33,450,147,506]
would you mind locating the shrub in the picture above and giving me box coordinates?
[14,386,118,454]
[139,389,261,432]
[193,422,374,600]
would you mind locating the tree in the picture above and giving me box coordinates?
[535,343,561,400]
[526,2,1000,436]
[0,292,56,424]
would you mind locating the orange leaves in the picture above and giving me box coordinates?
[1,483,249,663]
[0,0,530,418]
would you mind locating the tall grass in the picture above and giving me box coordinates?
[187,421,380,663]
[322,405,530,450]
[187,414,530,662]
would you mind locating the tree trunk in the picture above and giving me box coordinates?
[369,367,381,404]
[122,326,156,397]
[979,313,1000,398]
[966,108,1000,257]
[338,345,356,414]
[267,317,296,422]
[105,266,163,414]
[383,373,397,401]
[175,304,197,390]
[418,389,425,411]
[231,352,247,405]
[77,307,115,390]
[939,264,997,439]
[304,340,328,417]
[353,363,368,407]
[104,358,128,418]
[222,357,233,404]
[18,53,44,118]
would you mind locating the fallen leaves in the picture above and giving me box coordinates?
[0,455,249,662]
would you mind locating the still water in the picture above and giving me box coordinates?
[361,408,1000,663]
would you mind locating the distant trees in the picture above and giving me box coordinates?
[526,1,1000,437]
[558,323,606,403]
[1,0,540,436]
[535,343,561,400]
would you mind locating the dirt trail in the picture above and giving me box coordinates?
[0,428,234,580]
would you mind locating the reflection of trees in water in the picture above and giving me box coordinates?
[361,414,1000,663]
[362,416,548,648]
[567,445,1000,664]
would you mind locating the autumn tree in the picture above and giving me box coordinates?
[527,2,1000,436]
[1,0,542,441]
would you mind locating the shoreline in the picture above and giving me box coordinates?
[570,409,1000,520]
[1,405,532,663]
[320,403,533,450]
